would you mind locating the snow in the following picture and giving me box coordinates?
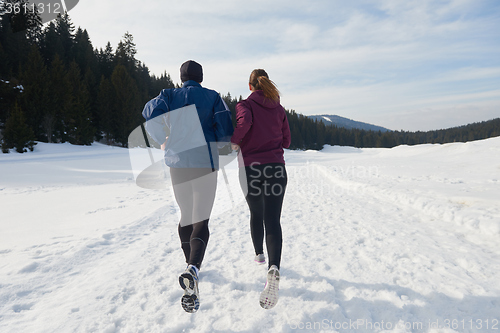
[1,139,499,332]
[0,80,23,91]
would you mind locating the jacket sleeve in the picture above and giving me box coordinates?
[231,100,253,145]
[213,96,234,147]
[142,91,169,145]
[282,110,291,149]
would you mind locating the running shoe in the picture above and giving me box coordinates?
[254,253,266,264]
[179,265,200,313]
[259,265,280,309]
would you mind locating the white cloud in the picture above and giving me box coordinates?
[68,0,500,131]
[374,100,500,131]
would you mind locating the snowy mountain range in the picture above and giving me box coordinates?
[308,114,391,132]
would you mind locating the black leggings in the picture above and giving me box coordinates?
[240,163,287,269]
[170,168,217,269]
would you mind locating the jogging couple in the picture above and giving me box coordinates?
[142,60,291,313]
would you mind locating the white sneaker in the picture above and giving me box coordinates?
[254,253,266,264]
[259,265,280,309]
[179,265,200,313]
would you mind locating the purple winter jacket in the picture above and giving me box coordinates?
[231,90,291,167]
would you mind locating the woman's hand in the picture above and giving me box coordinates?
[231,143,240,151]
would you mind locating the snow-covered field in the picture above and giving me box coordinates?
[1,138,499,333]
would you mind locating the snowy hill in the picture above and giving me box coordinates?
[308,114,391,132]
[1,139,499,332]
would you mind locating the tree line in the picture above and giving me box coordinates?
[1,3,499,153]
[283,111,500,150]
[223,93,500,150]
[1,2,174,152]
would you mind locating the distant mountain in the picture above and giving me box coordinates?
[308,114,391,132]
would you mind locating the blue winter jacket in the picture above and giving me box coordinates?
[142,80,234,169]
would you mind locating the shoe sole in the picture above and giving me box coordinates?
[179,273,195,293]
[259,267,280,309]
[181,293,200,313]
[179,272,199,313]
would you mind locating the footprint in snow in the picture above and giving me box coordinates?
[12,303,34,313]
[18,262,39,274]
[86,233,115,248]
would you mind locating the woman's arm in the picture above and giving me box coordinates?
[231,100,253,146]
[282,111,291,149]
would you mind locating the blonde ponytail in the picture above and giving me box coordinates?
[249,69,280,102]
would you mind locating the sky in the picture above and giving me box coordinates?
[67,0,500,131]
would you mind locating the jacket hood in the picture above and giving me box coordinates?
[248,90,280,108]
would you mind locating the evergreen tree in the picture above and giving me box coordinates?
[150,71,175,96]
[63,61,94,145]
[316,120,326,148]
[354,130,364,148]
[115,32,137,73]
[97,42,114,78]
[0,0,34,77]
[0,38,7,76]
[40,22,62,66]
[0,23,11,77]
[19,44,50,140]
[382,131,396,148]
[55,12,75,64]
[2,101,36,153]
[0,76,23,126]
[110,64,140,146]
[72,83,94,145]
[97,75,114,143]
[45,54,69,142]
[5,0,42,37]
[221,92,240,128]
[83,67,100,139]
[73,28,96,75]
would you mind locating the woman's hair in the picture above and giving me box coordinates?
[249,69,280,101]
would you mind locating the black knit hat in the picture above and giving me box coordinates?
[180,60,203,83]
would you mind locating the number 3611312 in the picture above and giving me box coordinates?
[4,2,63,15]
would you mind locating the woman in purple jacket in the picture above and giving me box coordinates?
[231,69,291,309]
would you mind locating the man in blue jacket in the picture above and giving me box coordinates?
[142,60,233,313]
